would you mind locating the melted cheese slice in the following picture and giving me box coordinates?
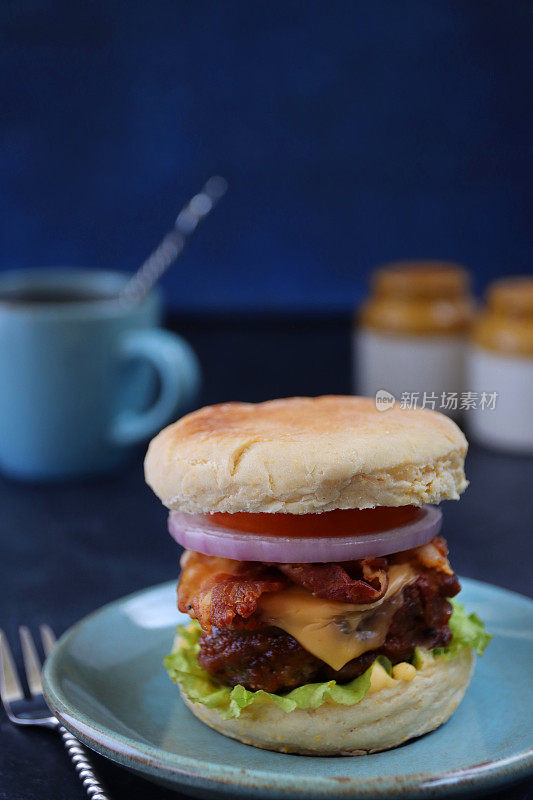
[259,564,417,671]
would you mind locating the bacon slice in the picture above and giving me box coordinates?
[276,558,389,603]
[177,551,287,632]
[177,537,454,633]
[400,536,454,575]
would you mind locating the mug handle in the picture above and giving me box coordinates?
[109,329,201,447]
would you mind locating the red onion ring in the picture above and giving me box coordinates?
[167,506,442,563]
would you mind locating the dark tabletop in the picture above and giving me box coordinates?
[1,314,532,800]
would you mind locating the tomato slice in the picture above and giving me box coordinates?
[210,506,423,538]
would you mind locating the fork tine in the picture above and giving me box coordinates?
[19,626,43,697]
[39,624,56,657]
[0,630,24,703]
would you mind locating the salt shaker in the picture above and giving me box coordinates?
[467,276,533,453]
[354,261,475,416]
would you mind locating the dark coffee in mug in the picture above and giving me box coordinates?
[0,287,116,306]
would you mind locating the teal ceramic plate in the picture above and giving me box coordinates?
[43,577,533,799]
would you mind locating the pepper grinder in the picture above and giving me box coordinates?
[467,276,533,453]
[354,261,475,417]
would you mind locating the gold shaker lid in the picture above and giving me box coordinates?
[474,276,533,357]
[372,261,470,299]
[359,260,474,336]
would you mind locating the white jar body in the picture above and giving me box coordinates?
[466,346,533,453]
[353,329,466,417]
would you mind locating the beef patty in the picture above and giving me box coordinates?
[198,570,460,693]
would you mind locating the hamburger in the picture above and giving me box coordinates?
[145,396,490,755]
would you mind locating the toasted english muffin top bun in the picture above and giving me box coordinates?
[144,395,468,514]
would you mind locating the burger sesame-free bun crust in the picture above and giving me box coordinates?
[145,396,468,514]
[178,648,474,755]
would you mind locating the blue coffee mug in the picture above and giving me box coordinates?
[0,269,201,480]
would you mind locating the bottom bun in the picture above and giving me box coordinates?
[178,648,475,755]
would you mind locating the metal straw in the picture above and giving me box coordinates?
[119,175,228,304]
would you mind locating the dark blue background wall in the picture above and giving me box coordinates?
[1,1,531,311]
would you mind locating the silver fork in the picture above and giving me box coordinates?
[0,626,111,800]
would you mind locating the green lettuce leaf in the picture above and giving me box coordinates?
[432,598,492,659]
[165,599,490,719]
[164,621,373,719]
